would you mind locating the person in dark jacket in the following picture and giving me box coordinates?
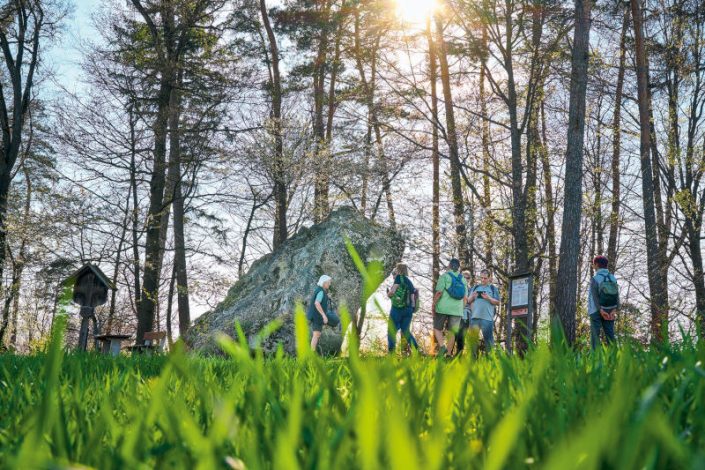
[306,275,340,352]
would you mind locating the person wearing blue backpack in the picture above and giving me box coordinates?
[588,255,620,349]
[431,258,467,357]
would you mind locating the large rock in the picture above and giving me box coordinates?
[186,207,404,355]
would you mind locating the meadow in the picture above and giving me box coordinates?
[1,313,704,469]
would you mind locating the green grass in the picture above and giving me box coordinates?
[1,313,704,469]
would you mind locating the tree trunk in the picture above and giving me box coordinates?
[434,16,469,267]
[427,19,441,287]
[593,105,604,256]
[109,189,131,333]
[260,0,287,249]
[172,180,190,337]
[480,24,493,267]
[631,0,669,342]
[540,101,558,320]
[129,103,142,318]
[354,8,395,228]
[554,0,593,346]
[169,80,190,337]
[0,3,42,286]
[136,77,172,342]
[166,264,176,346]
[8,167,32,348]
[312,0,333,223]
[608,9,629,269]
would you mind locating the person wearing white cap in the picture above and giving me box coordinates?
[306,274,339,352]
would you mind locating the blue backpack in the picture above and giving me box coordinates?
[446,272,466,300]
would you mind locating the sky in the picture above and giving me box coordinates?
[48,0,102,94]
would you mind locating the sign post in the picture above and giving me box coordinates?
[505,272,533,354]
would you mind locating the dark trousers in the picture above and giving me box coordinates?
[590,312,615,349]
[456,319,470,353]
[388,307,419,352]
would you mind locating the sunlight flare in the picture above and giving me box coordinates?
[395,0,439,25]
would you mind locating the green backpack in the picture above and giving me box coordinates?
[391,276,410,309]
[597,273,619,309]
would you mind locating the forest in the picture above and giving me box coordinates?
[1,0,705,350]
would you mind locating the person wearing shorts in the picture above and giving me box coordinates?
[306,275,340,352]
[432,259,467,357]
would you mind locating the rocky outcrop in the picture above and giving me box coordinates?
[186,207,404,355]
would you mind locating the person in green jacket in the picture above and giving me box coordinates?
[431,258,467,357]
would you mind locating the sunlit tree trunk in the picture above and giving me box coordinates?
[434,15,469,267]
[554,0,593,346]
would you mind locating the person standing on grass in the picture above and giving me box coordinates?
[468,269,500,350]
[454,270,474,354]
[432,258,467,357]
[588,255,620,349]
[387,263,420,354]
[307,275,340,353]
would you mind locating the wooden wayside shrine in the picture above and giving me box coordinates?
[64,263,116,351]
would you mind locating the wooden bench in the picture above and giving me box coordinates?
[128,331,167,354]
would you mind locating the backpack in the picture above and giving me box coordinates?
[446,272,466,300]
[597,273,619,309]
[391,276,411,308]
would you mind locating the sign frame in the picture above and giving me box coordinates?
[505,271,534,354]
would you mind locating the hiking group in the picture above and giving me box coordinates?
[305,255,620,355]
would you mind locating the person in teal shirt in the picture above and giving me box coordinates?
[432,258,467,357]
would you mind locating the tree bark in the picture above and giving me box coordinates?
[260,0,287,249]
[608,9,629,269]
[169,79,190,337]
[109,184,131,333]
[129,103,142,318]
[554,0,593,346]
[166,263,176,346]
[540,101,557,322]
[479,24,493,267]
[631,0,669,342]
[426,19,441,287]
[353,7,395,228]
[434,15,469,267]
[0,1,43,287]
[132,0,176,342]
[312,0,333,223]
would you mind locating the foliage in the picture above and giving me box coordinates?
[0,319,704,468]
